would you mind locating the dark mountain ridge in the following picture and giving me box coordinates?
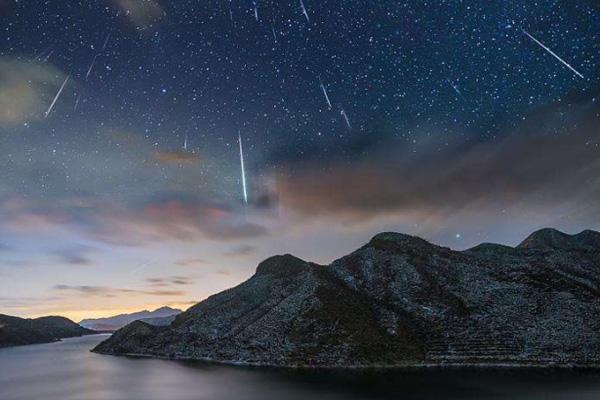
[94,228,600,367]
[0,314,94,348]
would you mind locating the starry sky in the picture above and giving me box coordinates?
[0,0,598,320]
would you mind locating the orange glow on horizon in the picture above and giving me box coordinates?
[21,302,196,323]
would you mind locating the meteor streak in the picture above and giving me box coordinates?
[272,25,278,43]
[447,79,466,102]
[85,54,99,80]
[74,92,82,111]
[340,108,351,129]
[102,30,112,51]
[44,75,70,118]
[43,49,54,63]
[299,0,310,22]
[183,134,188,151]
[522,29,584,79]
[238,133,248,204]
[319,77,332,109]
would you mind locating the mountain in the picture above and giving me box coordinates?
[93,228,600,367]
[0,315,94,348]
[80,307,182,332]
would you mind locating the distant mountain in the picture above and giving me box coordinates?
[80,307,181,332]
[0,314,94,348]
[94,228,600,368]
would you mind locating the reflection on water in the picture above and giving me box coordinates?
[1,335,599,400]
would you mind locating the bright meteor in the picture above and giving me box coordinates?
[522,29,584,79]
[319,77,332,110]
[238,133,248,204]
[44,75,70,118]
[300,0,310,23]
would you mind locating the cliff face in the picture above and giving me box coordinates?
[93,229,600,367]
[0,315,95,348]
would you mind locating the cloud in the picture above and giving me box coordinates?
[53,284,184,298]
[146,276,194,287]
[175,258,206,267]
[52,245,96,266]
[0,192,268,247]
[89,200,268,246]
[275,92,600,231]
[222,245,256,257]
[153,151,200,165]
[0,58,68,126]
[111,0,165,30]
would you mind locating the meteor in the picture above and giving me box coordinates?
[74,92,82,111]
[319,77,332,110]
[340,108,351,130]
[43,49,54,63]
[272,25,278,44]
[522,29,584,79]
[85,54,99,80]
[238,133,248,204]
[183,134,188,151]
[447,79,466,102]
[299,0,310,23]
[44,75,70,118]
[102,30,112,51]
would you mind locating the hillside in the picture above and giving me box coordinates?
[0,315,94,348]
[93,228,600,367]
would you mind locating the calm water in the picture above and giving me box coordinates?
[1,335,600,400]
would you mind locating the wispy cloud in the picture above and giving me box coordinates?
[53,284,184,298]
[110,0,165,30]
[52,245,97,266]
[0,58,69,126]
[146,275,194,287]
[222,245,256,257]
[175,258,206,267]
[275,94,600,237]
[153,151,200,165]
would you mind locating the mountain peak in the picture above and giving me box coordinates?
[517,228,600,251]
[367,232,436,252]
[255,254,315,276]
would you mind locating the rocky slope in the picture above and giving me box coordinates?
[80,306,181,331]
[93,228,600,367]
[0,315,95,348]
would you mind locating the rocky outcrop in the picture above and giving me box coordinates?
[93,228,600,367]
[80,306,182,332]
[0,315,95,348]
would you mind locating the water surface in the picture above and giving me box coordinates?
[1,335,599,400]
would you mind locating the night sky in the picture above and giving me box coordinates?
[0,0,598,320]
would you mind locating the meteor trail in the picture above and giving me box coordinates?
[522,29,584,79]
[102,30,112,51]
[254,5,259,21]
[319,77,332,109]
[299,0,310,22]
[447,79,467,102]
[44,75,70,118]
[43,49,54,63]
[238,133,248,204]
[340,108,351,129]
[85,54,99,80]
[74,92,82,111]
[183,134,188,151]
[271,24,278,43]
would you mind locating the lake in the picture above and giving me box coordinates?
[1,335,599,400]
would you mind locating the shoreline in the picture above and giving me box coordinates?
[91,350,600,371]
